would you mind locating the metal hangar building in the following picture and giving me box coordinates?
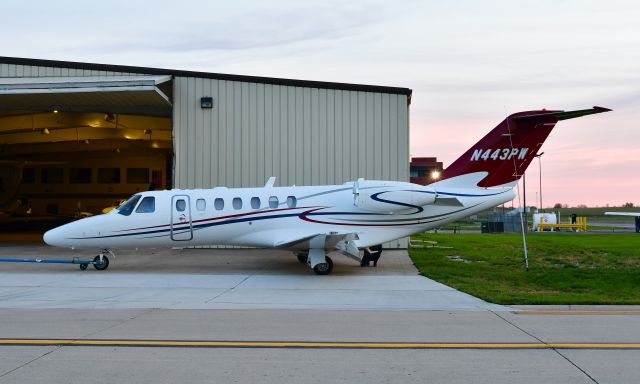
[0,57,412,247]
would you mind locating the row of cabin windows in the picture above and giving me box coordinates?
[120,195,299,217]
[175,196,298,212]
[23,167,150,184]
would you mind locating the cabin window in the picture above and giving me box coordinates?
[214,198,224,210]
[22,168,36,184]
[175,199,186,212]
[118,195,141,216]
[98,168,121,184]
[135,196,155,213]
[268,196,279,209]
[286,196,297,208]
[196,198,206,211]
[127,168,149,184]
[250,197,261,209]
[70,168,92,184]
[41,168,64,184]
[232,197,243,210]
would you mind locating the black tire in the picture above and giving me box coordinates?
[312,256,333,275]
[79,263,88,270]
[297,253,308,264]
[93,255,109,271]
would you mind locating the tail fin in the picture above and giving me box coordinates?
[437,106,611,188]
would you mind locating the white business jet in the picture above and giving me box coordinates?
[44,107,610,274]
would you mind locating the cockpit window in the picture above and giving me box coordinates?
[135,196,155,213]
[117,195,141,216]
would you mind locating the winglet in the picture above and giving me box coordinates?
[264,176,276,188]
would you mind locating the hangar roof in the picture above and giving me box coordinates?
[0,56,412,100]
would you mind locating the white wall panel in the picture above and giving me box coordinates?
[173,76,409,189]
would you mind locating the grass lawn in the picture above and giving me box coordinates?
[408,233,640,304]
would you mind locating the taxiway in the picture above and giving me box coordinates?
[0,245,638,383]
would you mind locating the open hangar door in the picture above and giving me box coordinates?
[0,75,173,237]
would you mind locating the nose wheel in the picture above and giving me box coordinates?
[79,250,113,271]
[93,255,110,270]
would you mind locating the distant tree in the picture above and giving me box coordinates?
[623,202,635,208]
[563,204,569,208]
[576,204,588,208]
[553,203,563,209]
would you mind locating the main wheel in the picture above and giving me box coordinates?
[312,256,333,275]
[93,255,109,271]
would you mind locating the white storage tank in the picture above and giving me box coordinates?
[533,213,557,232]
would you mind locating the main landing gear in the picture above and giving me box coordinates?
[304,249,333,275]
[79,249,113,271]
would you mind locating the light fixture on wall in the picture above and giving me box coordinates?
[41,128,50,135]
[200,97,213,109]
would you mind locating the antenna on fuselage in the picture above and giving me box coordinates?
[264,177,276,188]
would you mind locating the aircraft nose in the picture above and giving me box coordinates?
[42,229,57,246]
[43,227,61,247]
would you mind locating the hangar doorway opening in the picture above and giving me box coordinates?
[0,75,173,237]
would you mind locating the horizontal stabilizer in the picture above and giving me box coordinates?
[512,106,611,122]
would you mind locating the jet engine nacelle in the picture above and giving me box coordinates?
[355,189,436,214]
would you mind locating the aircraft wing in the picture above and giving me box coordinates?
[275,232,361,261]
[605,212,640,217]
[275,232,358,250]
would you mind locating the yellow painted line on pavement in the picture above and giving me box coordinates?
[0,339,639,349]
[515,310,640,315]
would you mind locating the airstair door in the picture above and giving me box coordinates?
[171,195,193,241]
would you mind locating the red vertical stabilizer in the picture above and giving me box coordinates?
[438,107,611,188]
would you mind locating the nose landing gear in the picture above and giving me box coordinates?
[79,249,113,271]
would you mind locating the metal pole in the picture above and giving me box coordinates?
[523,173,527,232]
[535,152,544,212]
[538,155,543,211]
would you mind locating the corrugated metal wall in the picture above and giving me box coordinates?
[173,77,409,189]
[0,63,139,77]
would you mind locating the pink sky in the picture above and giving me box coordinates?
[3,0,639,206]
